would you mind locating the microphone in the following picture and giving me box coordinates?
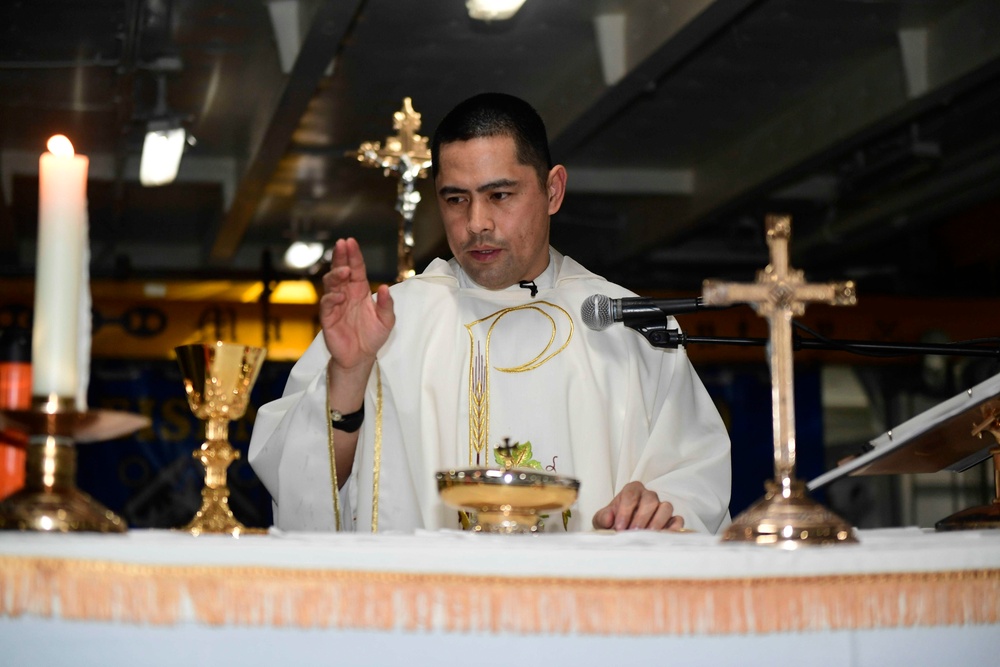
[581,294,713,331]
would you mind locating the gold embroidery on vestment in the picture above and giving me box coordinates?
[464,302,574,465]
[469,343,488,465]
[372,362,383,533]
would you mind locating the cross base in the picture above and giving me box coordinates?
[936,443,1000,530]
[723,479,857,547]
[936,501,1000,531]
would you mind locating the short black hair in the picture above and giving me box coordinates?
[431,93,552,187]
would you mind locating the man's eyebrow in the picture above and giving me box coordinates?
[476,178,518,192]
[438,179,520,196]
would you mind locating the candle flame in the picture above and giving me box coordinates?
[47,135,75,158]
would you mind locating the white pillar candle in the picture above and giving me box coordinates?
[32,135,89,401]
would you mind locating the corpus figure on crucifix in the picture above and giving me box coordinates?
[703,214,859,547]
[354,97,433,282]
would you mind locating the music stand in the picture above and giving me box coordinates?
[808,371,1000,530]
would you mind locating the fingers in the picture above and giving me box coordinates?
[373,283,395,328]
[324,238,366,291]
[610,481,657,530]
[591,482,685,531]
[591,506,614,530]
[665,515,685,531]
[321,239,375,323]
[647,501,677,530]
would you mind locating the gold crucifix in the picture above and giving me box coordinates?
[354,97,433,282]
[703,214,859,546]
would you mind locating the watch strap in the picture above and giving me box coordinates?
[330,403,364,433]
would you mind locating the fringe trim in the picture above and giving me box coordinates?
[1,556,998,635]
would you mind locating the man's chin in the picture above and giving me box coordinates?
[461,265,514,291]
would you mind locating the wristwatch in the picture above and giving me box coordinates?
[330,404,364,433]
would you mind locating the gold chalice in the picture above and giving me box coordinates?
[174,342,266,536]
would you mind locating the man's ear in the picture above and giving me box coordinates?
[546,165,568,215]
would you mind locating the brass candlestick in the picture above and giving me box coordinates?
[174,341,266,536]
[0,396,150,532]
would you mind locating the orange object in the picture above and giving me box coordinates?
[0,329,31,499]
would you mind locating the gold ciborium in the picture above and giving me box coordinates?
[437,440,579,533]
[0,396,150,532]
[174,342,266,536]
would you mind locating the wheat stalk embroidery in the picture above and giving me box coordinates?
[469,342,488,465]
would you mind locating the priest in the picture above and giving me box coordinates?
[249,93,731,533]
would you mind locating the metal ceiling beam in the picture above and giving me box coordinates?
[550,0,758,159]
[209,0,366,262]
[616,0,1000,264]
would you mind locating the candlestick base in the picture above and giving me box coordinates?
[722,479,857,548]
[0,436,126,532]
[0,399,149,533]
[0,485,125,532]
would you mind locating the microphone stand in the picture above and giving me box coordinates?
[627,320,1000,359]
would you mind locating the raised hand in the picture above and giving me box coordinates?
[592,481,686,531]
[320,238,395,374]
[319,238,395,487]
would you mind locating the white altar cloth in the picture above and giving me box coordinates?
[2,527,999,666]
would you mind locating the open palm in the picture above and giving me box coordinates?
[319,238,395,372]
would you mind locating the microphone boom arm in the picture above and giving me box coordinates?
[627,320,1000,359]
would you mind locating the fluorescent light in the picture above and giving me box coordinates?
[284,240,325,269]
[140,124,186,186]
[466,0,526,21]
[270,280,318,304]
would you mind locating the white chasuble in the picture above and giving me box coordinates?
[249,249,732,534]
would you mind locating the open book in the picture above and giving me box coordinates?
[808,371,1000,490]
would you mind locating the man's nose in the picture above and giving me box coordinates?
[467,200,494,234]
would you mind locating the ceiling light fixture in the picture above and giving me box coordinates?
[283,240,325,270]
[140,73,187,187]
[270,280,319,304]
[466,0,527,21]
[140,119,186,186]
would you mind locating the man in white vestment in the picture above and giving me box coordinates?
[249,93,731,534]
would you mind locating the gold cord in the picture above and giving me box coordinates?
[325,369,342,531]
[371,362,383,533]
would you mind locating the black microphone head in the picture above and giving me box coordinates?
[581,294,613,331]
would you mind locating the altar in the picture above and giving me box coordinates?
[2,527,998,666]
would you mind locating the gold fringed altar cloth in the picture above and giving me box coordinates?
[2,528,999,637]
